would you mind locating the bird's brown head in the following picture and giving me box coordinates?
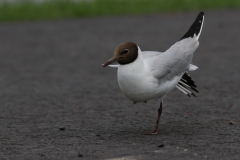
[103,42,138,67]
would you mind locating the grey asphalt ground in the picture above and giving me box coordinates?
[0,10,240,160]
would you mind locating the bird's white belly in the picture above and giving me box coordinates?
[117,68,180,102]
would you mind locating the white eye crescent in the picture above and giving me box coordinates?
[123,49,129,54]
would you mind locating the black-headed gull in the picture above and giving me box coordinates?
[103,12,204,135]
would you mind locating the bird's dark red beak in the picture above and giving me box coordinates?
[103,57,117,68]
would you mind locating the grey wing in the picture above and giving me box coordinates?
[147,37,199,80]
[146,11,204,96]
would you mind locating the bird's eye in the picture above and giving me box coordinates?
[123,49,129,54]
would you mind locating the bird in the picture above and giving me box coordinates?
[103,11,204,135]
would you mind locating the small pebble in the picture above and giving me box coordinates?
[229,121,234,125]
[59,126,65,130]
[157,144,164,147]
[96,134,101,136]
[78,151,83,157]
[185,116,188,118]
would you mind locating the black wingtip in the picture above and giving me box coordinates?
[199,11,204,16]
[178,72,199,97]
[180,11,204,40]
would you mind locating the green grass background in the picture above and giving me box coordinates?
[0,0,240,22]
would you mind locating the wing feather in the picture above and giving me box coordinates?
[145,37,199,80]
[176,73,199,97]
[144,11,204,84]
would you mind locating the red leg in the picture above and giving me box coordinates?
[143,102,162,135]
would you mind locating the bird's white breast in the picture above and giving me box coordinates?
[117,66,157,102]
